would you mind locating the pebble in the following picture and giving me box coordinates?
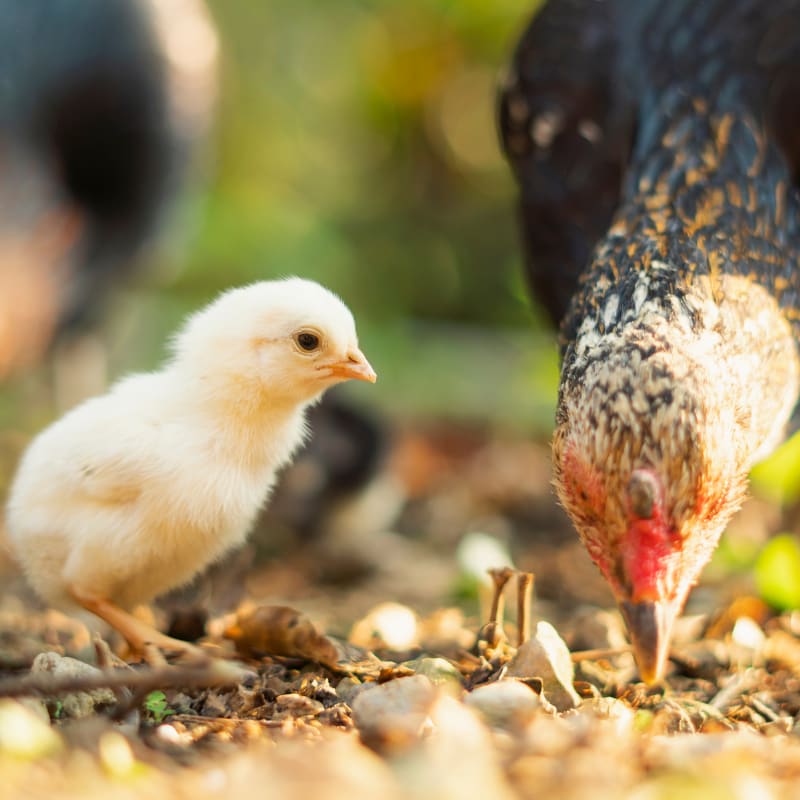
[349,602,419,651]
[405,657,463,696]
[506,621,581,711]
[275,693,325,718]
[352,675,438,752]
[336,675,367,706]
[98,731,136,778]
[465,679,543,731]
[31,651,117,719]
[392,694,517,800]
[0,699,62,759]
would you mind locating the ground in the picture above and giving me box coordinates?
[2,421,800,800]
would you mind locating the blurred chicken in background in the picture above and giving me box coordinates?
[0,0,217,381]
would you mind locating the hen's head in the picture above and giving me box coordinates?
[553,319,751,682]
[173,278,376,407]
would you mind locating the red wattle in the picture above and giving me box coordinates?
[623,517,677,602]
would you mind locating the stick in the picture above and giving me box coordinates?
[483,567,514,647]
[516,572,534,646]
[0,659,247,699]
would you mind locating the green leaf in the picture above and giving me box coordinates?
[754,534,800,610]
[143,691,174,724]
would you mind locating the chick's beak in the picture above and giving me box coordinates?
[327,348,377,383]
[619,599,674,684]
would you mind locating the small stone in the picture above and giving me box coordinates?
[98,731,136,778]
[579,696,635,735]
[465,679,543,730]
[31,651,117,719]
[336,676,366,706]
[392,695,517,800]
[349,602,419,651]
[404,657,463,696]
[731,616,766,651]
[456,532,514,583]
[275,693,324,718]
[506,621,581,711]
[155,723,186,746]
[0,699,62,759]
[353,675,438,753]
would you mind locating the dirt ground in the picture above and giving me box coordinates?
[3,420,800,800]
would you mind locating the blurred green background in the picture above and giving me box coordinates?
[179,0,556,429]
[0,0,563,436]
[192,0,534,323]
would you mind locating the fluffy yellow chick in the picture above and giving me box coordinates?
[5,278,376,657]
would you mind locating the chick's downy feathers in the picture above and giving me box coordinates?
[5,278,375,655]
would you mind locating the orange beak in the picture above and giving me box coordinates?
[326,348,377,383]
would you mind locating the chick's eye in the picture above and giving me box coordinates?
[296,332,320,352]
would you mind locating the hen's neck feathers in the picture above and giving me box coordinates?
[554,86,800,554]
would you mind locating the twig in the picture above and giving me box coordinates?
[171,713,284,729]
[710,670,759,712]
[516,572,534,646]
[0,659,247,699]
[482,567,515,647]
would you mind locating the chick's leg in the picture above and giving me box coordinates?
[68,586,207,662]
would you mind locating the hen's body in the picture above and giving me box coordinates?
[500,0,800,680]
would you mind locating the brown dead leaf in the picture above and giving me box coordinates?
[224,605,340,667]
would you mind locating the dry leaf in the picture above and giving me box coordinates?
[224,605,340,667]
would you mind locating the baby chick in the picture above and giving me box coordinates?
[5,278,376,658]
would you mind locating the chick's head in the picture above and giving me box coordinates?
[172,278,376,405]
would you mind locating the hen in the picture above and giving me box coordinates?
[499,0,800,681]
[5,279,376,658]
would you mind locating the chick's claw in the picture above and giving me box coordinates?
[69,587,209,665]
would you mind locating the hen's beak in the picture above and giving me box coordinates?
[326,348,377,383]
[619,599,674,684]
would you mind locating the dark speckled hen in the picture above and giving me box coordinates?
[499,0,800,682]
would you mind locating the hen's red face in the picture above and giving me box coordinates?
[559,450,683,598]
[555,443,714,682]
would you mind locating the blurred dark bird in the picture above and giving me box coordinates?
[268,391,389,539]
[0,0,217,378]
[499,0,800,682]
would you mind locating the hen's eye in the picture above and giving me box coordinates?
[296,332,320,351]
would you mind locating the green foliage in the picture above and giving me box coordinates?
[707,530,761,576]
[754,534,800,611]
[750,432,800,505]
[188,0,540,328]
[143,691,175,724]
